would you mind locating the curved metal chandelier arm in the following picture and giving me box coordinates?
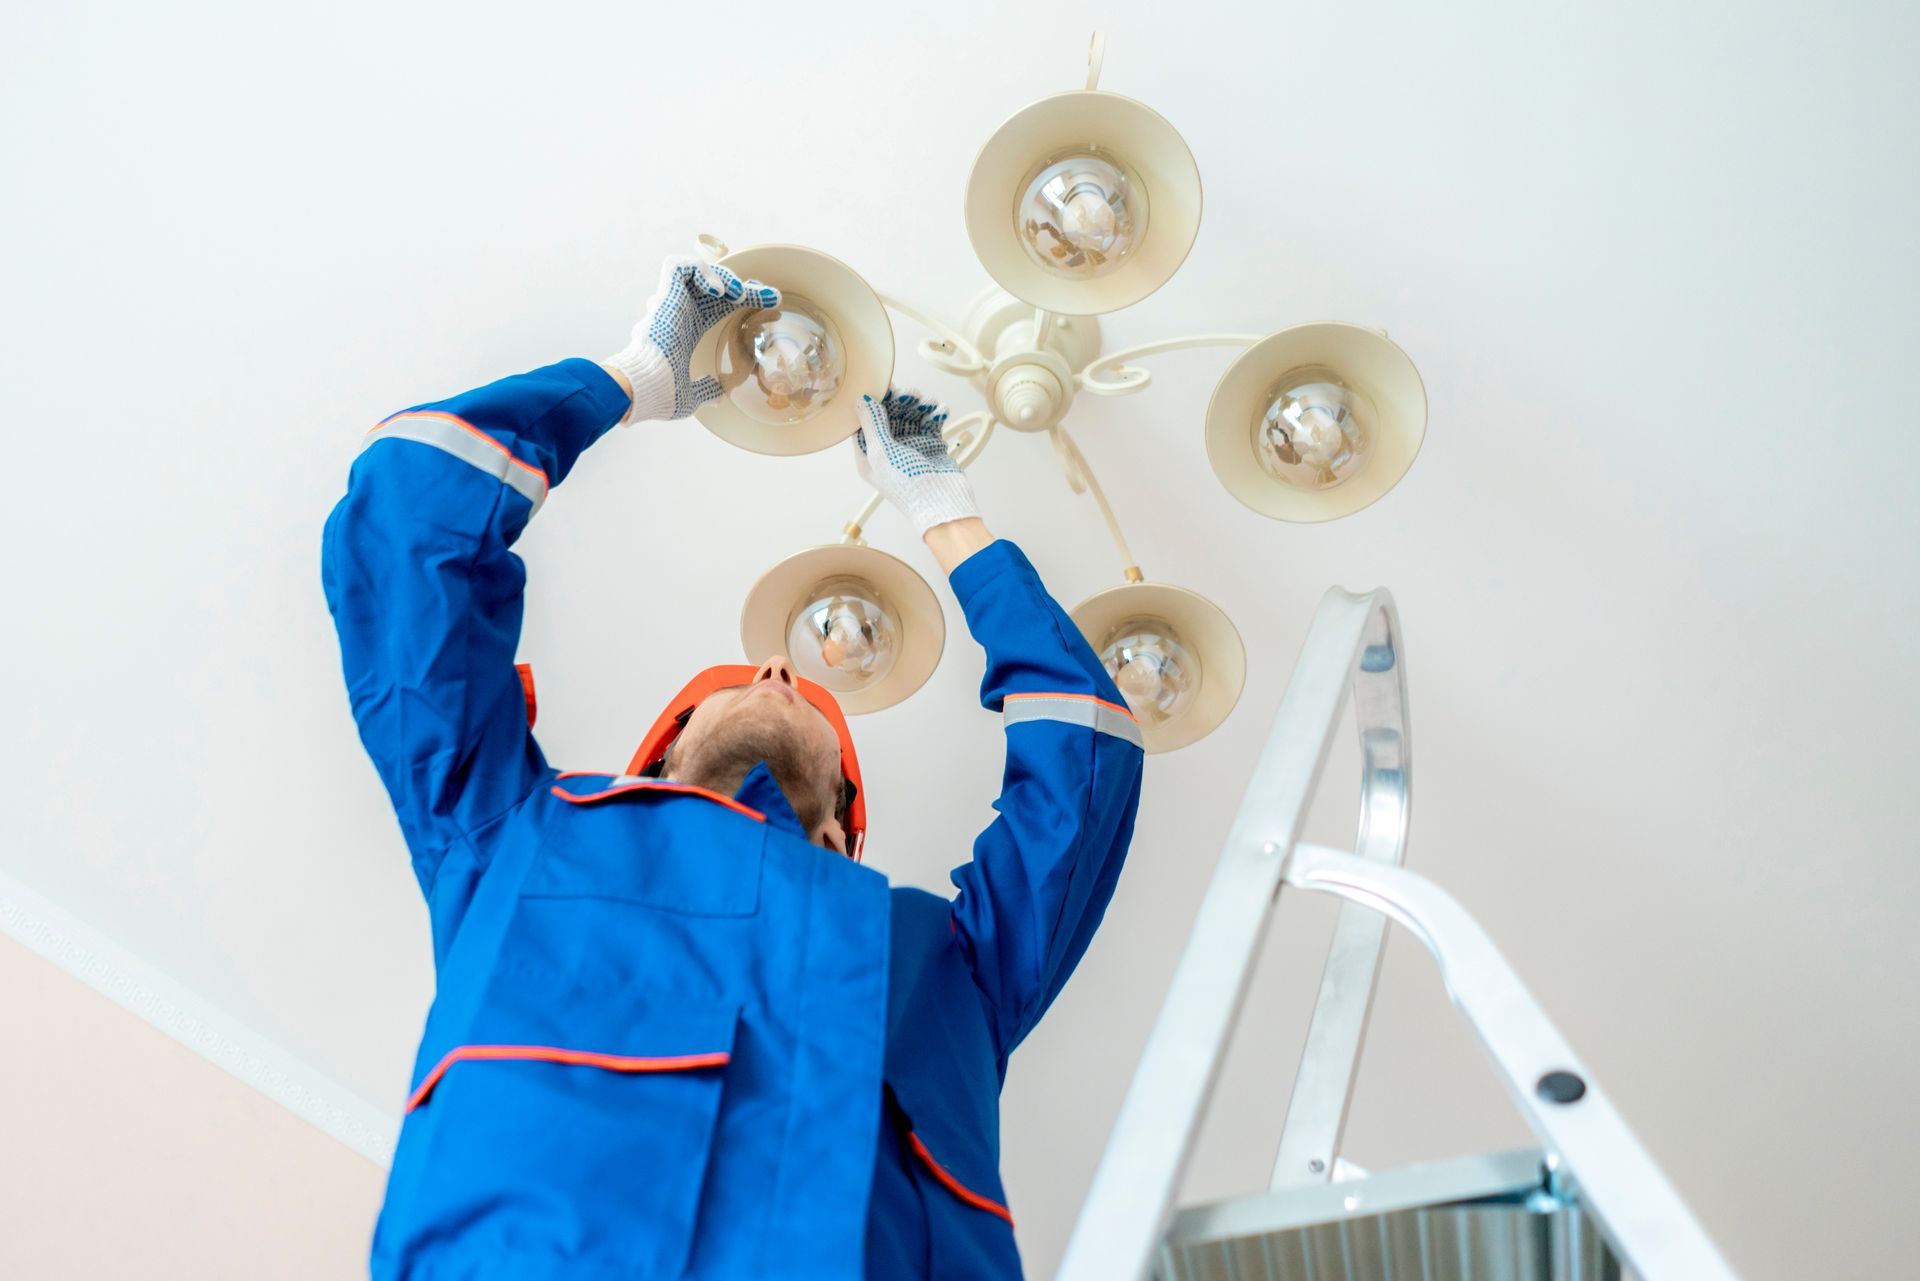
[876,291,991,378]
[1049,424,1142,582]
[1076,332,1266,397]
[943,408,997,469]
[839,492,884,546]
[838,410,999,545]
[1033,306,1061,350]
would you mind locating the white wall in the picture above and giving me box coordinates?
[2,1,1916,1277]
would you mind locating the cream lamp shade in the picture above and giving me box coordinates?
[741,544,945,715]
[1070,581,1245,753]
[1205,322,1428,523]
[965,90,1201,316]
[690,244,894,456]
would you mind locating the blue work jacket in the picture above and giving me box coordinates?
[321,359,1146,1280]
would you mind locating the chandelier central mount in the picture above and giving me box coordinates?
[962,288,1101,433]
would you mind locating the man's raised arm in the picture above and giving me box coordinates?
[854,392,1148,1062]
[320,256,778,893]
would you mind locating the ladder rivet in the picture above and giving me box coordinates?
[1308,1158,1325,1174]
[1536,1070,1587,1104]
[1261,841,1278,856]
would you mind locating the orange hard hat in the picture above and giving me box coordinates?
[626,664,867,861]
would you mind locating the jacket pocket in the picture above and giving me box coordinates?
[528,792,765,917]
[399,1002,739,1278]
[885,1087,1015,1230]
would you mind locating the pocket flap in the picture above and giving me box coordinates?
[886,1084,1015,1228]
[908,1130,1015,1227]
[409,1003,739,1112]
[393,1003,740,1276]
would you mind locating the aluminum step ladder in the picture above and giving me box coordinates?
[1056,588,1740,1281]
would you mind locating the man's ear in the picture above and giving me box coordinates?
[813,812,849,858]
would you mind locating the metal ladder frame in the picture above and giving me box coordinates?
[1055,587,1739,1281]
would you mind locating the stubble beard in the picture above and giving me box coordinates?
[668,701,835,833]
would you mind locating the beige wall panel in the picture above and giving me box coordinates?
[0,935,385,1279]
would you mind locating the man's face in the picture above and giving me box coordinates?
[666,657,848,854]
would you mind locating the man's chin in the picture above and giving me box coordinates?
[718,698,800,745]
[686,707,807,781]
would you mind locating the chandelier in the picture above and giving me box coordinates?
[690,34,1427,753]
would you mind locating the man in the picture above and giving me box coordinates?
[322,253,1146,1280]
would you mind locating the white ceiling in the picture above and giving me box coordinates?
[4,1,1916,1277]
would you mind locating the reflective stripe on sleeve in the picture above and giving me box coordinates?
[362,411,550,513]
[1003,692,1145,749]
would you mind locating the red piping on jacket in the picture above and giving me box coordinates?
[405,1045,731,1113]
[516,663,537,728]
[371,409,551,487]
[908,1132,1016,1227]
[1002,690,1140,723]
[550,777,767,823]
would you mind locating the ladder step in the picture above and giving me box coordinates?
[1154,1149,1626,1281]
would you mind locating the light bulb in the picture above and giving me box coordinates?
[1014,147,1145,280]
[716,292,847,426]
[1098,618,1199,725]
[1253,367,1375,490]
[787,578,899,693]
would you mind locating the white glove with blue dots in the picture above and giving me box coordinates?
[608,254,781,425]
[854,389,980,535]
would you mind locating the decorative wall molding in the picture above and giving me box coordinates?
[0,867,397,1168]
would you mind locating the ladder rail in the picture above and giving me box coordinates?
[1055,586,1406,1281]
[1055,584,1742,1281]
[1281,843,1741,1281]
[1268,596,1412,1189]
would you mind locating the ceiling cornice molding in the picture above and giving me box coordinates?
[0,866,397,1168]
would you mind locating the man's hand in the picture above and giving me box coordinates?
[604,255,781,425]
[853,389,984,554]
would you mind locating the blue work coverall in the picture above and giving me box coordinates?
[321,358,1146,1280]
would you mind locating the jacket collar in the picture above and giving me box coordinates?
[733,761,807,840]
[551,761,811,843]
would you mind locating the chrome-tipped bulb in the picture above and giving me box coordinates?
[1016,148,1144,280]
[786,578,900,692]
[1254,367,1376,490]
[717,293,847,426]
[1098,617,1200,725]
